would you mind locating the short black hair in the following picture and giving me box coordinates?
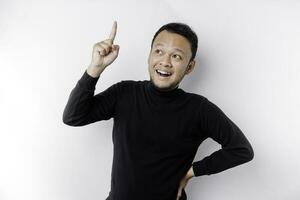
[151,22,198,62]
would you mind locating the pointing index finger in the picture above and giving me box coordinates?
[109,21,117,43]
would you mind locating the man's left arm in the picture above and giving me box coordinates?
[191,97,254,177]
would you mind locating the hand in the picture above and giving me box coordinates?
[176,166,195,200]
[89,21,120,71]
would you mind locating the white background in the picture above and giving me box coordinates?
[0,0,299,200]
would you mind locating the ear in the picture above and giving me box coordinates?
[185,60,196,75]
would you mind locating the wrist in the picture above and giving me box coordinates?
[86,65,104,78]
[187,166,195,179]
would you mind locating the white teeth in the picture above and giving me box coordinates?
[157,69,171,75]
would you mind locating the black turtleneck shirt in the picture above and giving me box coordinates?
[62,70,254,200]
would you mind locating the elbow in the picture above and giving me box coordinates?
[62,111,77,126]
[62,115,73,126]
[234,144,254,164]
[248,146,254,161]
[246,151,254,163]
[62,117,81,127]
[62,109,71,125]
[62,114,88,127]
[244,145,254,163]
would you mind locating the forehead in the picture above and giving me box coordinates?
[153,30,191,55]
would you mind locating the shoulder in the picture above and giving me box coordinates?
[117,79,153,90]
[115,79,146,89]
[182,91,222,115]
[108,79,146,95]
[183,90,208,104]
[114,79,145,85]
[189,94,227,119]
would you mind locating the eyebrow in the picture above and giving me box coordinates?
[154,43,185,54]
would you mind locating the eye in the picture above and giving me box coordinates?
[154,49,162,54]
[173,54,182,60]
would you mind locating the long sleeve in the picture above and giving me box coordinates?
[192,97,254,177]
[62,70,121,126]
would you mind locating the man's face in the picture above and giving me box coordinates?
[148,30,195,91]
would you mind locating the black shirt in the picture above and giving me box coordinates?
[62,70,254,200]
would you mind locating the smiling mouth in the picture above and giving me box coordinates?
[155,69,172,78]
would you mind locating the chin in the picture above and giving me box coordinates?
[152,80,176,91]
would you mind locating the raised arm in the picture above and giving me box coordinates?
[62,70,122,126]
[62,21,121,126]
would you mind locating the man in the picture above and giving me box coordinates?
[63,21,254,200]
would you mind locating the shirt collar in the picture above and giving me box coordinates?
[147,80,183,98]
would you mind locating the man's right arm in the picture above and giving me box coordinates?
[62,21,120,126]
[62,69,119,126]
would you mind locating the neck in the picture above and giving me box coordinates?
[152,83,179,92]
[147,80,183,99]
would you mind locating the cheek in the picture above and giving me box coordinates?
[148,53,153,62]
[148,56,154,65]
[149,54,163,64]
[150,57,159,65]
[174,65,188,76]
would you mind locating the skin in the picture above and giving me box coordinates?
[87,21,119,78]
[147,30,196,92]
[147,30,196,199]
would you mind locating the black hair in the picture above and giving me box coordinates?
[151,22,198,62]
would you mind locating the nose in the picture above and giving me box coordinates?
[159,54,172,67]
